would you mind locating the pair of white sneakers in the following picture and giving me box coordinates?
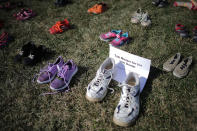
[131,8,151,27]
[86,58,141,127]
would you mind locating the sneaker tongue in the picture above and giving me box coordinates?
[57,65,70,80]
[122,85,139,97]
[102,69,111,77]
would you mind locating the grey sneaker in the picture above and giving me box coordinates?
[163,53,181,72]
[173,56,192,78]
[131,8,142,24]
[140,12,151,27]
[86,57,115,102]
[113,72,140,127]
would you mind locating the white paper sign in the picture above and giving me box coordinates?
[109,45,151,92]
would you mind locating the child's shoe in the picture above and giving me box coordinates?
[23,45,45,66]
[158,0,168,7]
[99,30,122,42]
[152,0,162,6]
[14,8,35,21]
[140,12,151,27]
[163,53,181,72]
[86,57,115,102]
[0,32,13,49]
[37,56,64,84]
[175,24,189,38]
[15,41,35,62]
[87,3,107,14]
[50,60,78,91]
[173,56,192,78]
[131,8,142,24]
[113,72,140,127]
[49,19,70,34]
[55,0,67,6]
[110,32,129,46]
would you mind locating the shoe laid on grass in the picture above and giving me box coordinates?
[49,19,70,34]
[175,24,189,38]
[163,53,181,72]
[113,72,140,127]
[23,44,46,66]
[140,12,151,27]
[37,56,64,84]
[50,60,78,91]
[100,30,122,42]
[110,32,129,46]
[15,41,36,62]
[152,0,162,6]
[131,9,151,27]
[173,56,192,78]
[14,8,36,21]
[157,0,168,7]
[86,57,115,102]
[87,3,107,14]
[131,8,142,24]
[192,26,197,43]
[152,0,168,7]
[55,0,67,6]
[0,32,13,49]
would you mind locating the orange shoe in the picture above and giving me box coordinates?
[49,19,70,34]
[87,3,107,14]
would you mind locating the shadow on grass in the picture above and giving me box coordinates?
[139,66,164,115]
[69,65,88,90]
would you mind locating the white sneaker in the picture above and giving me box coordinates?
[140,12,151,27]
[86,57,115,102]
[131,8,142,24]
[113,72,140,127]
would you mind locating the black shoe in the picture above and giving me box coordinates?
[55,0,67,6]
[158,0,168,7]
[152,0,162,6]
[23,45,46,66]
[14,41,35,62]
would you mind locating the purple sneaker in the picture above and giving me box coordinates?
[50,60,78,91]
[37,56,64,84]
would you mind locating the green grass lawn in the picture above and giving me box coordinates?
[0,0,197,130]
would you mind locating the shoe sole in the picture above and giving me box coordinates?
[37,73,57,84]
[85,89,107,102]
[50,67,78,91]
[131,20,140,24]
[87,11,100,14]
[163,66,173,72]
[99,36,113,42]
[111,39,129,47]
[173,71,185,79]
[113,115,137,127]
[141,22,151,27]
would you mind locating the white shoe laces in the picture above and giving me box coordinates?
[88,70,114,94]
[118,83,135,110]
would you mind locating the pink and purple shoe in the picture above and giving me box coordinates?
[50,60,78,91]
[37,56,64,84]
[110,32,129,46]
[99,30,122,42]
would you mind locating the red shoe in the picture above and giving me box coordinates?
[49,19,70,34]
[14,9,36,21]
[175,24,189,38]
[173,2,178,7]
[0,32,12,48]
[191,2,197,10]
